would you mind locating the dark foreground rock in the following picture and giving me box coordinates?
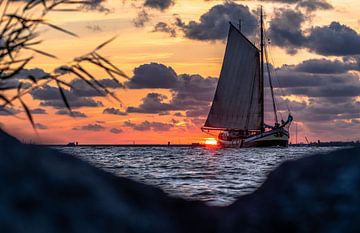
[221,146,360,233]
[0,131,221,233]
[0,130,360,233]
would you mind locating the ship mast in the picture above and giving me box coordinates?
[260,6,265,133]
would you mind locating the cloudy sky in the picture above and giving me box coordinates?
[1,0,360,144]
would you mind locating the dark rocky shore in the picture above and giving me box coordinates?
[1,130,359,233]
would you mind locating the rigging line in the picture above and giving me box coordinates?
[245,53,260,130]
[263,30,291,116]
[263,33,278,124]
[268,32,291,114]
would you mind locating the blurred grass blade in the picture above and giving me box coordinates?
[56,80,72,112]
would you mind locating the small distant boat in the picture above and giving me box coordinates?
[67,142,78,147]
[202,7,293,148]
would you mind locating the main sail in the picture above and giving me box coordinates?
[204,23,262,130]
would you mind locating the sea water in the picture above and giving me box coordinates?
[55,146,340,206]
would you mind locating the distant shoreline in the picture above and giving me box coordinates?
[35,142,360,148]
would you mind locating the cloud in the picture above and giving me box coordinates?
[127,93,172,114]
[110,128,123,134]
[177,2,257,41]
[153,22,177,37]
[132,0,175,28]
[30,108,47,114]
[126,63,178,89]
[96,78,124,89]
[258,0,333,11]
[31,84,103,109]
[14,68,49,81]
[103,108,128,116]
[144,0,174,11]
[40,99,102,109]
[273,66,360,98]
[268,8,307,54]
[262,59,360,129]
[293,59,357,74]
[126,71,217,117]
[73,123,106,131]
[0,107,20,116]
[307,22,360,56]
[268,9,360,56]
[133,9,150,28]
[70,78,123,97]
[185,106,210,118]
[124,120,173,131]
[296,0,332,11]
[34,123,48,130]
[0,68,48,90]
[80,0,110,13]
[55,110,87,118]
[293,97,360,123]
[172,74,217,103]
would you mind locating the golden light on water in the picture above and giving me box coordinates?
[204,138,218,146]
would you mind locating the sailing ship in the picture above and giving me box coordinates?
[202,8,293,148]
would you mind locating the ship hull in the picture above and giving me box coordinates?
[218,128,289,148]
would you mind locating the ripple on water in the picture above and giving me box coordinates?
[55,146,340,206]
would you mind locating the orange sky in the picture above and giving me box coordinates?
[1,0,360,144]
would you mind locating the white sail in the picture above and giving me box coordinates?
[204,23,262,130]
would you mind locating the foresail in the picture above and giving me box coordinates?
[204,23,262,130]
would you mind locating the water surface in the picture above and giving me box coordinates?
[55,146,339,206]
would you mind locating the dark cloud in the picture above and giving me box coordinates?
[96,78,124,89]
[80,0,110,13]
[126,72,217,116]
[70,78,123,97]
[55,110,87,118]
[293,59,352,74]
[177,2,257,41]
[307,22,360,56]
[0,68,48,90]
[0,107,20,116]
[260,57,360,135]
[103,108,128,116]
[133,10,150,27]
[256,0,333,11]
[32,84,63,100]
[40,98,102,109]
[30,108,47,115]
[273,67,360,98]
[268,8,360,56]
[31,85,103,109]
[268,8,307,54]
[124,120,173,131]
[173,74,217,103]
[153,22,177,37]
[73,123,106,131]
[126,63,178,89]
[110,128,123,134]
[185,106,210,118]
[144,0,174,11]
[127,93,172,114]
[296,0,332,12]
[34,123,48,130]
[294,97,360,123]
[14,68,49,81]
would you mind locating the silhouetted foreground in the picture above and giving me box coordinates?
[1,130,359,233]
